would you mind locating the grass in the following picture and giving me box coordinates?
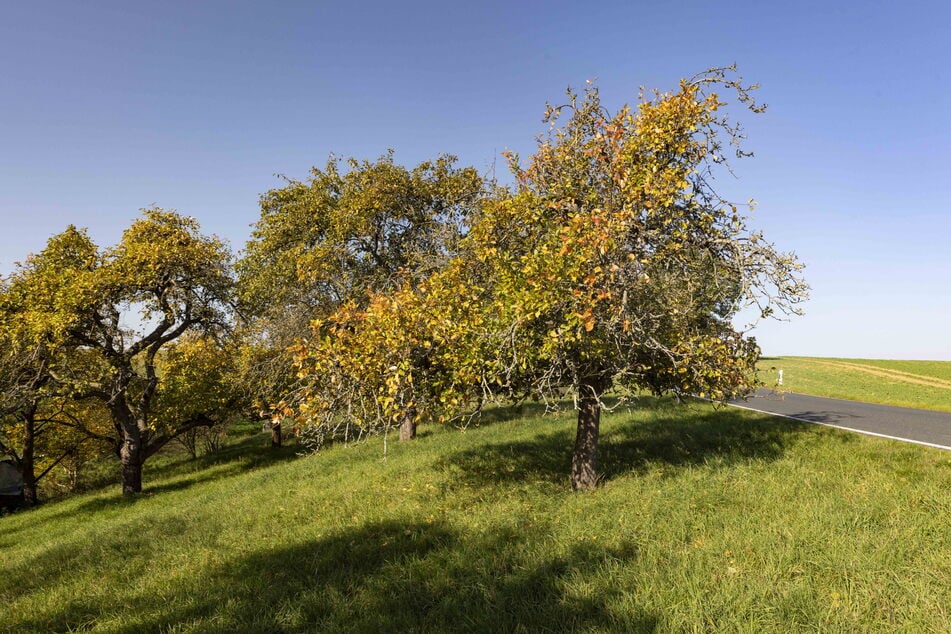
[757,356,951,412]
[2,401,950,632]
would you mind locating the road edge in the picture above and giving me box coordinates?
[727,399,951,452]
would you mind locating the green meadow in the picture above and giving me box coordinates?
[757,357,951,412]
[3,399,949,632]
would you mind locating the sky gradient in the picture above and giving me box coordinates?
[2,0,948,360]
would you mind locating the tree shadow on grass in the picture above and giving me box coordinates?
[12,520,657,633]
[149,430,302,480]
[5,434,303,527]
[597,403,814,480]
[467,401,554,426]
[1,516,168,605]
[439,400,815,488]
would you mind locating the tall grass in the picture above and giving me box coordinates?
[2,401,949,632]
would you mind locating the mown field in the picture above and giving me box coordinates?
[757,357,951,412]
[2,399,949,633]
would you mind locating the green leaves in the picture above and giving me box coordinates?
[2,209,238,494]
[237,152,483,317]
[266,70,807,472]
[236,153,486,436]
[107,209,234,327]
[154,334,236,432]
[452,71,806,405]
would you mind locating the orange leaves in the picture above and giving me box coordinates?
[289,257,491,440]
[578,309,596,333]
[284,69,801,445]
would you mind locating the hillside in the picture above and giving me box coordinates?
[757,357,951,412]
[2,399,949,632]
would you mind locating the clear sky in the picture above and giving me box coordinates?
[1,0,948,360]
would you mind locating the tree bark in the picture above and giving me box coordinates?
[20,406,38,506]
[120,435,143,495]
[271,421,282,448]
[399,406,417,441]
[571,379,603,491]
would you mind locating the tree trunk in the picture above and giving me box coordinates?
[20,407,38,506]
[571,380,603,491]
[399,406,417,441]
[17,403,39,506]
[271,421,282,448]
[120,436,143,496]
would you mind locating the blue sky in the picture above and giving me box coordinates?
[1,1,948,360]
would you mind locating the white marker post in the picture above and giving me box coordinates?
[778,369,784,386]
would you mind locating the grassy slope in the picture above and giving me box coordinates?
[757,357,951,412]
[2,402,950,633]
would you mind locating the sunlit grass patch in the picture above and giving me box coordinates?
[757,356,951,411]
[2,399,949,632]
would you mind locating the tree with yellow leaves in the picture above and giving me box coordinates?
[237,152,485,442]
[3,210,236,495]
[459,67,807,489]
[292,68,807,490]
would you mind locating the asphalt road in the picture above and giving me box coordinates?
[728,389,951,451]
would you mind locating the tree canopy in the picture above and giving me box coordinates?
[1,67,807,501]
[236,152,485,438]
[290,68,807,489]
[1,209,236,495]
[238,151,484,315]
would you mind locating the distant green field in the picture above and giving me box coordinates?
[757,357,951,412]
[2,403,950,632]
[853,359,951,383]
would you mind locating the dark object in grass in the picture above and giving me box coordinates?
[0,459,25,512]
